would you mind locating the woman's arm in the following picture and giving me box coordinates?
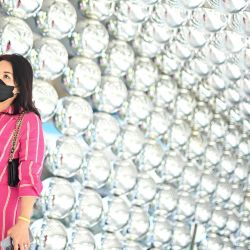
[7,197,37,250]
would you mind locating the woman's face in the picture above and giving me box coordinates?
[0,60,19,110]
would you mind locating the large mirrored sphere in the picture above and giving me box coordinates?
[0,16,33,56]
[84,112,120,149]
[36,177,76,219]
[126,57,159,91]
[62,57,101,97]
[92,75,128,113]
[70,19,109,58]
[30,218,68,250]
[83,149,111,189]
[68,227,96,250]
[104,196,130,232]
[29,37,68,80]
[45,136,84,178]
[36,0,77,39]
[0,0,43,19]
[100,39,135,77]
[78,0,115,21]
[32,79,59,122]
[73,188,103,228]
[54,96,93,136]
[112,124,145,159]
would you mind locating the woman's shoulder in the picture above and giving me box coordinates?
[22,111,41,126]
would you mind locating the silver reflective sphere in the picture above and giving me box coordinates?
[100,39,135,77]
[92,75,128,113]
[29,37,68,80]
[45,136,84,178]
[131,173,157,206]
[125,206,150,241]
[126,57,159,91]
[112,124,145,159]
[74,188,103,228]
[101,232,123,250]
[36,0,77,39]
[54,96,93,136]
[70,19,109,58]
[78,0,115,21]
[30,218,68,250]
[62,56,101,97]
[36,177,76,219]
[33,79,59,122]
[141,107,170,139]
[104,196,130,232]
[134,139,165,172]
[148,74,178,107]
[0,16,33,56]
[119,90,153,125]
[107,16,141,41]
[172,222,191,248]
[112,159,138,195]
[83,149,111,189]
[68,227,96,250]
[84,112,120,149]
[0,0,43,19]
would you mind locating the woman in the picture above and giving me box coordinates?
[0,54,45,250]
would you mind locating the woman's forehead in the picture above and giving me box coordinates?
[0,60,13,73]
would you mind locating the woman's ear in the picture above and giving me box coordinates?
[13,86,20,95]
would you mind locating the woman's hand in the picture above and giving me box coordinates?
[7,220,30,250]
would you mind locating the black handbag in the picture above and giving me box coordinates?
[8,112,25,187]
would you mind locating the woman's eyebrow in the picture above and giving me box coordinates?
[3,71,13,75]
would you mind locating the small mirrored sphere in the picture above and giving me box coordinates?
[70,19,109,58]
[36,177,76,219]
[33,79,59,122]
[172,222,191,248]
[126,57,159,91]
[68,227,96,250]
[83,149,111,189]
[155,184,178,215]
[100,39,135,77]
[125,206,150,241]
[101,232,123,250]
[54,96,93,136]
[62,56,101,97]
[141,107,170,139]
[131,173,157,206]
[132,35,163,58]
[112,159,138,196]
[116,0,153,23]
[93,75,128,113]
[207,0,248,13]
[45,136,84,178]
[0,16,33,56]
[195,199,212,223]
[148,74,178,107]
[107,16,141,41]
[29,37,68,80]
[119,90,153,125]
[84,112,120,149]
[31,218,68,250]
[78,0,115,21]
[134,139,165,172]
[104,196,130,232]
[112,124,145,159]
[73,188,103,228]
[36,0,77,39]
[152,216,172,247]
[0,0,43,19]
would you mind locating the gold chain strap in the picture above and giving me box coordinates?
[9,112,25,162]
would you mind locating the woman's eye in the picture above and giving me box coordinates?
[3,74,10,79]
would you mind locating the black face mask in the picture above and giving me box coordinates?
[0,79,14,102]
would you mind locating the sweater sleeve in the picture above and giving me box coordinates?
[17,112,45,198]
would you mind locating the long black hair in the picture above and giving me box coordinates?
[0,54,40,118]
